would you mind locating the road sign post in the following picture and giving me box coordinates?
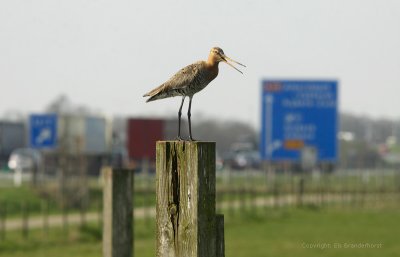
[260,80,338,164]
[29,114,58,186]
[29,114,58,149]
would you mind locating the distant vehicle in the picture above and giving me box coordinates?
[0,121,26,166]
[216,153,224,171]
[8,148,42,173]
[127,118,164,161]
[224,150,261,170]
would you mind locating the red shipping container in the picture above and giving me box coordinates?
[127,119,164,160]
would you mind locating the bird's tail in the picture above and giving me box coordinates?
[143,86,165,102]
[144,94,159,102]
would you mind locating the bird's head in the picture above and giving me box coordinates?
[208,47,246,74]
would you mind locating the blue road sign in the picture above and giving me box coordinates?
[260,80,338,162]
[30,114,57,149]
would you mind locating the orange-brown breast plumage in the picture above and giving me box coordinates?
[205,61,219,83]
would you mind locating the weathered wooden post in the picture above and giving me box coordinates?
[215,214,225,257]
[103,167,134,257]
[298,176,305,207]
[0,202,6,240]
[156,141,224,257]
[42,199,49,237]
[21,202,29,239]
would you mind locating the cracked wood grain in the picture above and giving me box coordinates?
[156,141,218,257]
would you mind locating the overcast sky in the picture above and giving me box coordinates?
[1,0,399,128]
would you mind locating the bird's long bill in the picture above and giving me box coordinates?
[222,55,246,74]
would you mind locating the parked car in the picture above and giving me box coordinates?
[224,150,261,170]
[0,121,25,166]
[8,148,42,173]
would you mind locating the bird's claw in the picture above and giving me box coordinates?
[176,136,184,141]
[175,136,197,141]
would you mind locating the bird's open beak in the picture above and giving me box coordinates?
[221,54,246,74]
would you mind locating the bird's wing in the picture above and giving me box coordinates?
[143,62,202,98]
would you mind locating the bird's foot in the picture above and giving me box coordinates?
[176,136,185,141]
[175,135,197,141]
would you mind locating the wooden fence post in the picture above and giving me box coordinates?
[21,202,29,239]
[42,199,49,237]
[0,202,6,240]
[298,177,305,207]
[103,167,134,257]
[216,214,225,257]
[156,141,224,257]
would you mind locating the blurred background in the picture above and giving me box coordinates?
[0,1,400,257]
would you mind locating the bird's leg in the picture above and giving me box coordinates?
[177,96,185,141]
[187,96,196,141]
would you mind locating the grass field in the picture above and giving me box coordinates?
[1,170,399,217]
[1,204,399,257]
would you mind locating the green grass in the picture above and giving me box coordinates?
[226,207,400,257]
[0,187,45,217]
[1,205,399,257]
[1,171,399,217]
[0,185,156,218]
